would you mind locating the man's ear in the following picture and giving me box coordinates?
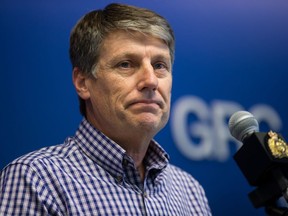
[72,67,90,100]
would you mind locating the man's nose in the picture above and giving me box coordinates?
[137,63,159,91]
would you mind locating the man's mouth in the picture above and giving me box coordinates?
[128,99,163,109]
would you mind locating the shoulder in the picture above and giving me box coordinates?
[165,164,212,214]
[167,164,198,182]
[166,163,207,197]
[0,137,79,199]
[2,137,77,173]
[0,139,78,215]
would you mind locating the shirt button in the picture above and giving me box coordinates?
[143,192,148,198]
[116,176,123,183]
[122,159,128,166]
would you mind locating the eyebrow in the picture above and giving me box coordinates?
[111,51,171,63]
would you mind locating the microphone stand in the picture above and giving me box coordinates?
[232,130,288,216]
[248,168,288,216]
[265,205,288,216]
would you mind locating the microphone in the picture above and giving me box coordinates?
[229,111,288,209]
[229,111,259,142]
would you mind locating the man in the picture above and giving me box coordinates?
[0,3,211,215]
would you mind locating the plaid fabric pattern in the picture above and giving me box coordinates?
[0,119,211,215]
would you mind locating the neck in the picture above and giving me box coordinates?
[121,139,151,182]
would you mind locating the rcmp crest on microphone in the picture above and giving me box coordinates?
[267,131,288,159]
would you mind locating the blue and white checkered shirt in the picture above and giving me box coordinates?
[0,119,211,215]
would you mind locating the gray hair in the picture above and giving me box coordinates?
[69,3,175,116]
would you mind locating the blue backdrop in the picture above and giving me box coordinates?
[1,0,288,215]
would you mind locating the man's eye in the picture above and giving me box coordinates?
[154,62,168,70]
[117,61,131,69]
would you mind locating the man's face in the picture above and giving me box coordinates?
[84,30,172,142]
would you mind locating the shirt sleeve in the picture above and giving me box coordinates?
[0,162,59,215]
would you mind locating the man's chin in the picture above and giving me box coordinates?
[136,116,166,132]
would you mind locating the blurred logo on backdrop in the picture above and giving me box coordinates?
[171,95,282,162]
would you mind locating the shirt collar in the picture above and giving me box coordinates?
[74,118,170,179]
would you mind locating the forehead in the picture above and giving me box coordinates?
[100,30,170,58]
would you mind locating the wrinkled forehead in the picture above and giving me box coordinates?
[100,30,172,62]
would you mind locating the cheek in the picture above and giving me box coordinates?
[88,83,113,112]
[106,86,128,113]
[161,80,172,100]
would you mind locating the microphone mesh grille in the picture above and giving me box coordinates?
[228,111,259,142]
